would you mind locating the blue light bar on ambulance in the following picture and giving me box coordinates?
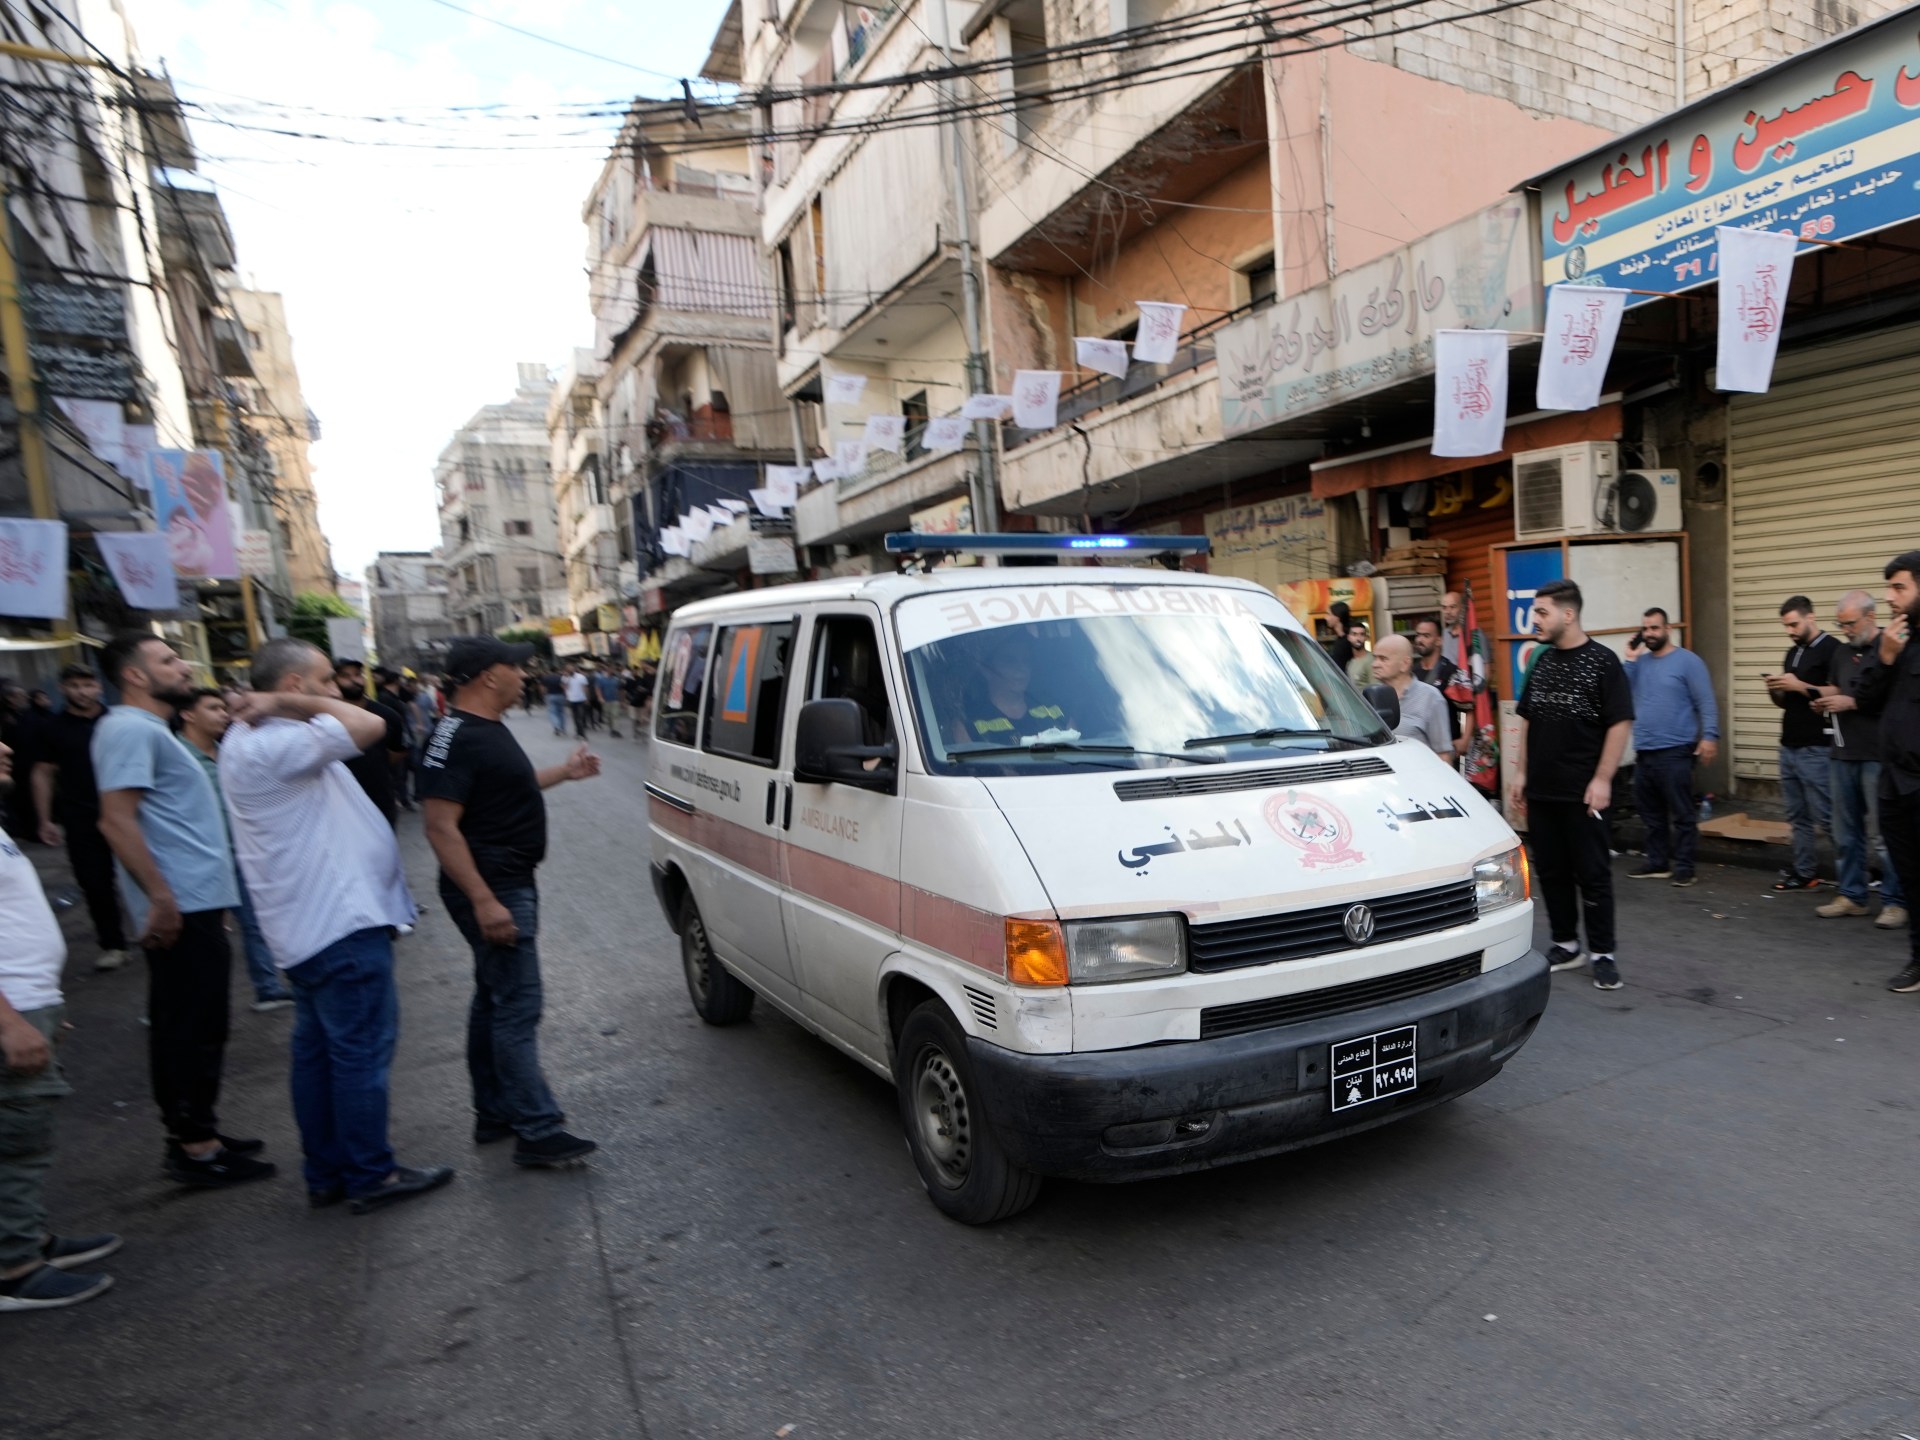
[883,531,1211,557]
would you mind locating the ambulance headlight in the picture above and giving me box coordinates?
[1064,916,1187,984]
[1474,846,1530,913]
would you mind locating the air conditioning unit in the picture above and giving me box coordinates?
[1513,442,1616,541]
[1597,468,1682,534]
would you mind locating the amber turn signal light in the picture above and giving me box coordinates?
[1005,918,1069,986]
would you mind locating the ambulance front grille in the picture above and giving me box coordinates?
[1188,880,1478,971]
[963,986,998,1030]
[1199,954,1483,1040]
[1112,755,1392,801]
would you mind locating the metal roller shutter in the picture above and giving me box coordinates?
[1728,324,1920,779]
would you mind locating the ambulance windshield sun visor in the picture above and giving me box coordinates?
[897,585,1391,776]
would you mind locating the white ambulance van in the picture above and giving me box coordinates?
[646,537,1546,1223]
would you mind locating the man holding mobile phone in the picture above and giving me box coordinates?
[1854,552,1920,992]
[1764,596,1839,891]
[1508,579,1635,990]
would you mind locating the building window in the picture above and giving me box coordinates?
[518,567,541,591]
[504,519,533,537]
[1240,252,1276,309]
[777,238,798,333]
[463,459,484,491]
[810,197,826,298]
[995,1,1050,152]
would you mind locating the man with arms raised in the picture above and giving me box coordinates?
[422,639,600,1168]
[221,638,452,1212]
[93,633,272,1187]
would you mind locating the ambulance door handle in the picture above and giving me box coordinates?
[765,779,778,826]
[782,783,794,831]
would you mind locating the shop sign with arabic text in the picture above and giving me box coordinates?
[1540,15,1920,303]
[1216,199,1536,438]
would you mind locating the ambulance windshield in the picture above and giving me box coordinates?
[896,586,1392,776]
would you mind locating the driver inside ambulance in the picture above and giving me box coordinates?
[948,632,1070,747]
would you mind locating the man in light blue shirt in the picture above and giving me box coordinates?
[1623,607,1719,887]
[92,633,273,1191]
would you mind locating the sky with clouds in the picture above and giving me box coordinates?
[126,0,734,581]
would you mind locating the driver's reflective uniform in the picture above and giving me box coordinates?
[960,686,1069,745]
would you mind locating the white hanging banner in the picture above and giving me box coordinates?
[716,498,750,516]
[0,519,68,620]
[961,393,1014,421]
[56,398,124,467]
[681,509,714,543]
[1132,302,1187,364]
[1431,329,1509,458]
[834,438,869,476]
[1715,226,1796,394]
[1011,371,1062,429]
[1073,337,1131,379]
[765,465,806,504]
[96,531,177,611]
[811,457,840,484]
[824,373,867,406]
[863,414,907,454]
[119,423,157,485]
[659,525,688,556]
[703,505,736,530]
[921,415,969,453]
[1536,285,1626,412]
[748,488,787,517]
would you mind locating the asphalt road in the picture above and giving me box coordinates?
[10,710,1919,1440]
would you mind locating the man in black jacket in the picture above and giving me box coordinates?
[1763,595,1840,891]
[1856,551,1920,992]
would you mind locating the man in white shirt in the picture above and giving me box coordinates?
[221,638,453,1216]
[1373,634,1454,759]
[0,737,121,1310]
[561,664,590,740]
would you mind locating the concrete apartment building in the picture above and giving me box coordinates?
[435,364,566,635]
[581,101,791,619]
[549,349,620,626]
[367,549,451,672]
[228,287,334,596]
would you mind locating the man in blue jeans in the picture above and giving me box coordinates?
[1811,590,1908,929]
[421,638,601,1168]
[1765,595,1840,890]
[221,638,453,1214]
[1623,607,1719,887]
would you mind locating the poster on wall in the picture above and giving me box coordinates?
[146,449,239,579]
[1206,495,1332,590]
[1500,543,1565,698]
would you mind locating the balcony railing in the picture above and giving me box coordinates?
[1002,295,1269,450]
[646,411,734,446]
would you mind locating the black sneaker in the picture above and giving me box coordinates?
[42,1233,122,1270]
[349,1165,455,1215]
[472,1120,515,1145]
[1889,963,1920,994]
[1546,944,1586,972]
[1671,873,1698,888]
[0,1264,112,1312]
[512,1131,598,1168]
[164,1146,277,1188]
[308,1185,346,1209]
[1627,864,1672,880]
[1591,955,1623,990]
[215,1134,266,1156]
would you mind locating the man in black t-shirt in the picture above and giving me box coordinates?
[1763,595,1840,890]
[333,659,407,828]
[26,664,127,969]
[1512,579,1634,991]
[420,637,601,1169]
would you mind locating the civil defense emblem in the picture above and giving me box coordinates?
[1261,789,1366,870]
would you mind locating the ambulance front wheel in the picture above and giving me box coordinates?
[680,896,755,1025]
[895,1000,1041,1224]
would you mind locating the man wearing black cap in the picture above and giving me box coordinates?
[420,638,601,1168]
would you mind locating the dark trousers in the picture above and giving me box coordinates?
[1528,797,1617,955]
[145,909,232,1145]
[286,927,399,1197]
[0,1005,70,1271]
[569,701,589,738]
[64,814,126,951]
[444,884,564,1141]
[1632,746,1698,876]
[1880,781,1920,965]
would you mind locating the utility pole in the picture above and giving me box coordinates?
[925,0,1001,539]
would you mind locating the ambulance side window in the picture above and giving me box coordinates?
[653,625,712,746]
[702,621,795,766]
[809,616,894,748]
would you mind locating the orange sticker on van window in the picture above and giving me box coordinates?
[720,626,762,724]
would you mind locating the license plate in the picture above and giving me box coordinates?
[1329,1025,1418,1112]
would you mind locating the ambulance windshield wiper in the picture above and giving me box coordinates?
[1182,727,1372,751]
[947,742,1218,766]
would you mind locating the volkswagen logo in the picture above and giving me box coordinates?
[1343,904,1377,946]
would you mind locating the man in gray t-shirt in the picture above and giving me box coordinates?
[1373,635,1453,758]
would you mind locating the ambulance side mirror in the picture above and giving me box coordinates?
[1362,683,1400,731]
[795,698,897,792]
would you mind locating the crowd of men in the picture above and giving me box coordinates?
[529,660,655,742]
[0,634,603,1313]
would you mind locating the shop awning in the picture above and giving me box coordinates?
[1308,403,1623,499]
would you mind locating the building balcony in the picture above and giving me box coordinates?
[795,443,973,547]
[563,504,619,560]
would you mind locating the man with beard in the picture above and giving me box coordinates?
[93,634,273,1189]
[1410,617,1466,759]
[1764,595,1840,891]
[1809,591,1907,930]
[27,664,128,970]
[1855,552,1920,992]
[1623,607,1718,887]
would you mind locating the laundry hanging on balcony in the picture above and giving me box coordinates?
[1132,303,1187,365]
[1073,337,1131,379]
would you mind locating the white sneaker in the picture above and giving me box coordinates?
[250,997,294,1014]
[1877,905,1909,930]
[94,949,127,972]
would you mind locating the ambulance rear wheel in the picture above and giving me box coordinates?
[680,896,755,1025]
[895,1000,1041,1224]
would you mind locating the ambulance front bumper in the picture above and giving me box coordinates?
[963,949,1549,1183]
